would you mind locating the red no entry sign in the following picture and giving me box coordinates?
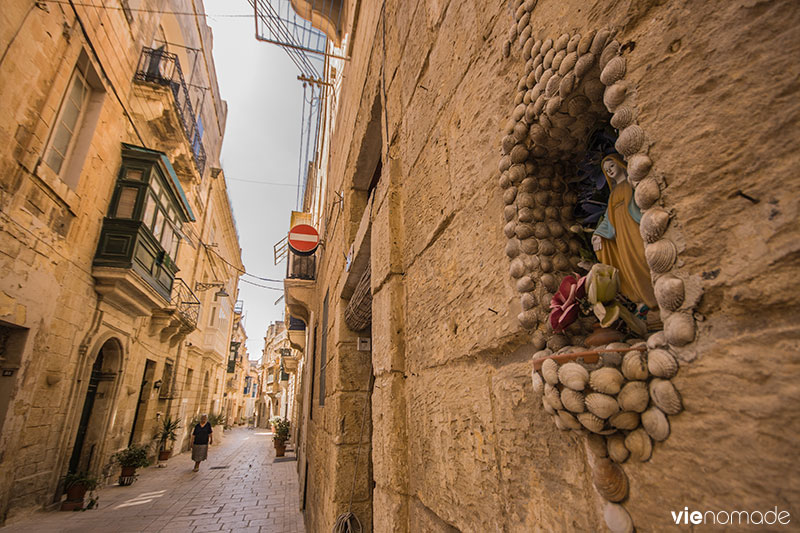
[288,224,320,255]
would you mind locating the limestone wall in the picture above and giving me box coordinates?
[303,0,800,531]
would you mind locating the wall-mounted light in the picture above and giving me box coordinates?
[195,281,229,298]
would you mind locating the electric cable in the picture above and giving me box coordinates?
[41,1,253,17]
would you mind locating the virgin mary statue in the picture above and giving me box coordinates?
[591,154,657,309]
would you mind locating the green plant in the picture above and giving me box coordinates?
[207,412,226,427]
[155,415,181,451]
[111,444,151,469]
[61,471,100,491]
[272,418,290,443]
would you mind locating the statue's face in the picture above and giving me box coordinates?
[603,159,625,183]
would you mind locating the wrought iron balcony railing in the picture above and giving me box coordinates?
[286,251,316,280]
[171,278,200,330]
[134,47,207,176]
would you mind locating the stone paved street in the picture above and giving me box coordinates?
[0,429,304,533]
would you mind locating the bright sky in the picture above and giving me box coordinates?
[204,1,303,361]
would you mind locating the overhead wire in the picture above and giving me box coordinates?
[41,1,253,17]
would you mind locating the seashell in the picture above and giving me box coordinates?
[504,221,517,240]
[538,239,555,256]
[503,205,516,221]
[574,53,595,78]
[499,173,511,191]
[557,409,582,430]
[609,411,640,431]
[531,369,544,395]
[649,378,682,415]
[520,238,539,255]
[503,186,517,205]
[584,77,605,103]
[558,51,577,75]
[532,94,546,116]
[545,73,561,97]
[641,406,670,441]
[524,0,536,11]
[627,153,652,183]
[543,49,555,69]
[551,50,566,71]
[567,95,591,117]
[617,381,649,413]
[577,412,605,433]
[512,103,526,122]
[634,177,660,210]
[516,275,535,293]
[555,33,570,52]
[586,433,607,458]
[604,503,634,533]
[560,388,585,413]
[540,38,553,55]
[585,393,620,419]
[540,271,557,290]
[599,40,620,71]
[509,163,527,183]
[603,83,627,112]
[589,367,625,395]
[664,312,695,346]
[541,358,559,385]
[502,40,511,58]
[646,331,667,350]
[621,350,648,381]
[543,398,555,415]
[514,4,526,21]
[518,25,532,47]
[521,177,538,192]
[567,34,581,53]
[553,254,570,271]
[529,124,547,145]
[558,362,589,391]
[523,37,534,59]
[606,434,629,463]
[516,221,534,238]
[546,334,568,351]
[521,292,536,310]
[544,383,563,410]
[499,155,512,173]
[624,428,652,462]
[645,239,678,273]
[648,349,678,379]
[552,413,566,431]
[505,238,520,258]
[522,254,540,272]
[592,458,629,502]
[518,207,533,222]
[501,135,516,155]
[615,125,645,157]
[639,208,670,244]
[590,29,611,55]
[518,309,538,329]
[534,63,544,83]
[510,144,529,164]
[509,257,525,278]
[610,106,634,130]
[558,73,576,98]
[525,102,537,122]
[577,30,595,55]
[547,220,565,237]
[544,96,562,116]
[600,56,626,86]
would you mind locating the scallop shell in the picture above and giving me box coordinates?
[621,350,648,381]
[540,271,557,290]
[641,406,670,441]
[554,33,570,52]
[624,428,653,462]
[615,125,645,157]
[646,331,667,350]
[634,177,660,210]
[617,381,649,413]
[606,434,629,463]
[521,292,536,310]
[567,34,581,53]
[590,29,610,55]
[520,237,539,254]
[543,49,555,70]
[509,164,527,183]
[518,25,532,47]
[640,208,670,243]
[649,378,683,415]
[557,409,582,430]
[544,383,563,411]
[517,309,538,329]
[592,458,629,502]
[664,312,696,346]
[509,257,525,279]
[603,83,627,112]
[551,50,566,71]
[529,123,547,144]
[609,411,640,431]
[544,96,562,116]
[577,30,595,55]
[627,153,652,183]
[653,275,685,312]
[558,362,589,391]
[610,106,634,130]
[531,369,544,395]
[503,205,515,221]
[541,358,559,385]
[499,155,512,173]
[600,56,626,86]
[589,367,624,395]
[510,144,529,164]
[543,398,555,415]
[604,503,634,533]
[540,37,553,54]
[545,73,561,97]
[586,433,608,458]
[512,103,526,122]
[516,276,534,293]
[558,73,576,98]
[586,393,620,419]
[515,221,534,238]
[560,388,585,413]
[647,349,678,379]
[599,40,620,71]
[645,239,678,273]
[558,51,578,75]
[505,238,520,258]
[578,412,605,433]
[574,53,595,78]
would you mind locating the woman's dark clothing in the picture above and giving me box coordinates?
[192,423,213,445]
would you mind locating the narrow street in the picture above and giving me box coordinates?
[0,429,304,533]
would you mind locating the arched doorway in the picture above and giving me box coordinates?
[68,338,121,473]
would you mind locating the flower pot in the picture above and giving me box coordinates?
[119,466,137,486]
[274,440,286,457]
[65,484,87,501]
[158,450,172,461]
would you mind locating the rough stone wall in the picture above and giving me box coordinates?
[306,0,800,531]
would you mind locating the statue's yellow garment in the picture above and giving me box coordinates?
[597,182,657,308]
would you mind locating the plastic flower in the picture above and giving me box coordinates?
[548,275,586,332]
[586,263,619,304]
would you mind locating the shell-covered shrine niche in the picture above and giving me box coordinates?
[498,1,700,532]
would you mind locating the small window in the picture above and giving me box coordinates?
[142,194,156,227]
[153,210,165,240]
[45,68,90,174]
[115,187,138,218]
[185,368,193,390]
[125,168,144,181]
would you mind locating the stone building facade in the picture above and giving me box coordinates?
[0,0,241,524]
[259,320,302,428]
[284,0,800,531]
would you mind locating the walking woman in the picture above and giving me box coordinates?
[191,414,213,472]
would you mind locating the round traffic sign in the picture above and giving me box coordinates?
[287,224,320,255]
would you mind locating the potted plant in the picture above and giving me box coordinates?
[272,418,290,457]
[60,471,99,511]
[155,415,181,461]
[111,443,151,486]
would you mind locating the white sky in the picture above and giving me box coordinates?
[205,1,304,361]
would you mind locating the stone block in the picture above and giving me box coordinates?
[371,373,407,494]
[370,274,405,375]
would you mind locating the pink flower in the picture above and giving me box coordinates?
[548,275,586,332]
